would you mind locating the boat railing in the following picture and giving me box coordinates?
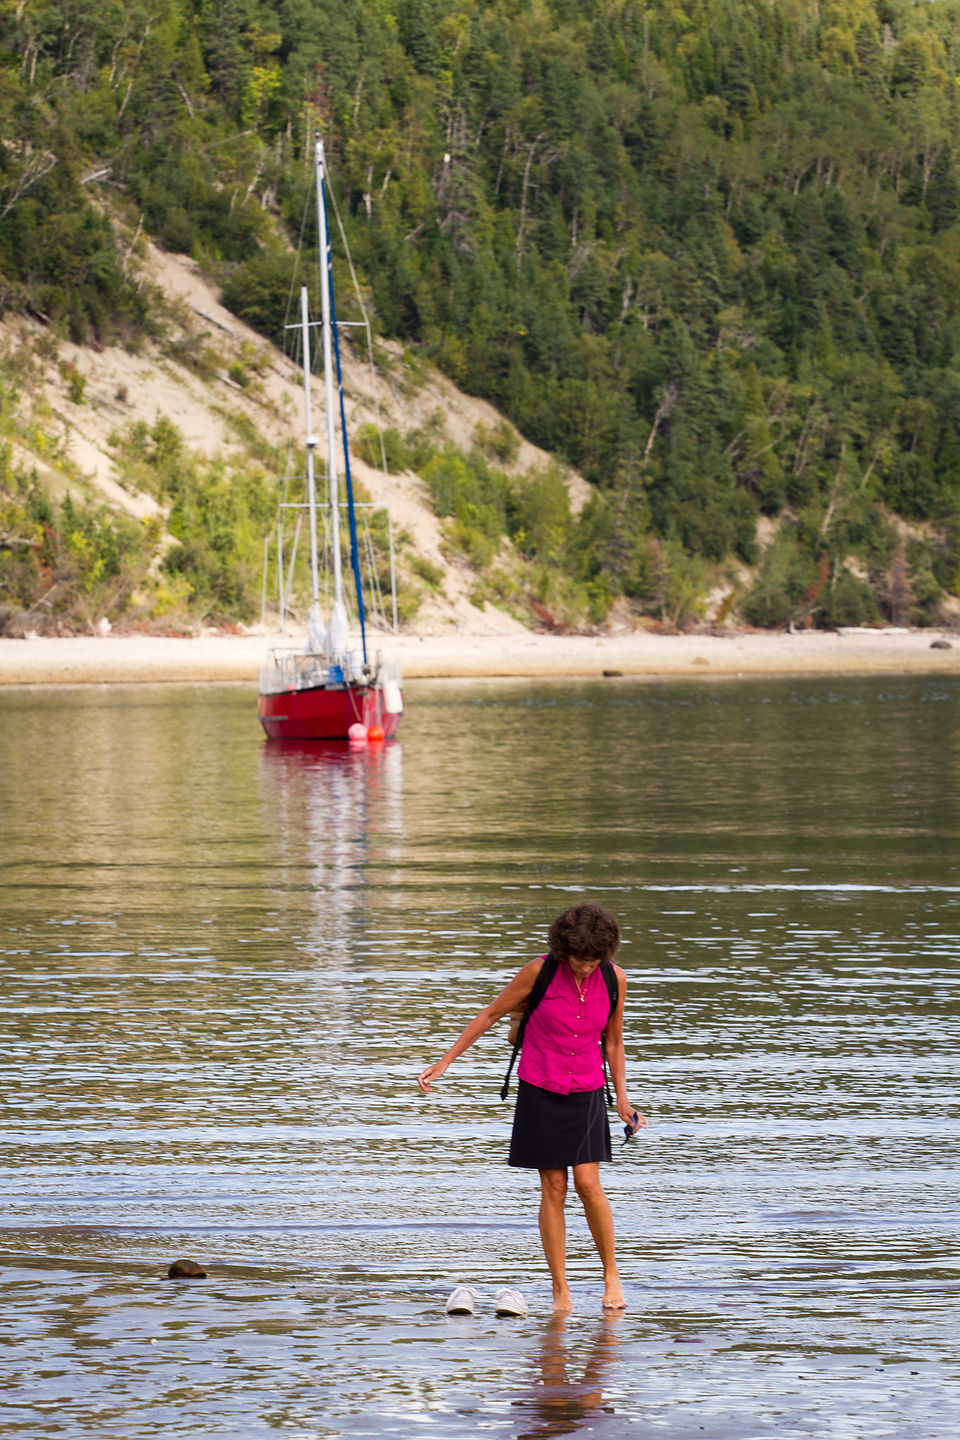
[259,647,384,695]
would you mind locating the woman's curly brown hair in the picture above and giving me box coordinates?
[548,903,621,962]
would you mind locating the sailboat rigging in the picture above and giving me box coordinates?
[258,134,403,741]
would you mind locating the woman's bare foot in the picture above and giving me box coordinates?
[552,1284,574,1314]
[601,1273,626,1310]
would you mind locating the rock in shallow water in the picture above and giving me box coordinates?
[167,1259,207,1279]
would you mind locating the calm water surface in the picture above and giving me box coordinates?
[1,675,959,1438]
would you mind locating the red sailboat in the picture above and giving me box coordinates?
[258,135,403,742]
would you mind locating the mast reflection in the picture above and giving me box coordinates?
[258,739,404,963]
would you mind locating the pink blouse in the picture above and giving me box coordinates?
[517,958,609,1094]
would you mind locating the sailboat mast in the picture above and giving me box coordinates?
[299,285,321,607]
[315,135,343,621]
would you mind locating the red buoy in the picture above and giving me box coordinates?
[367,724,385,742]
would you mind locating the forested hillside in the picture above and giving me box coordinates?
[3,0,960,630]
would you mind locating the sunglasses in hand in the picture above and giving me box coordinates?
[622,1111,643,1144]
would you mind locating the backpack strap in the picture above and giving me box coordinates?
[500,953,558,1101]
[599,959,619,1109]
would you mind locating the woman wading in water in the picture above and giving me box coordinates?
[417,903,647,1313]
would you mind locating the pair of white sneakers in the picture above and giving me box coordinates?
[445,1285,528,1318]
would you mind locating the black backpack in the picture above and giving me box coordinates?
[500,952,619,1106]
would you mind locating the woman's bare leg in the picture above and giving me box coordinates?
[573,1162,625,1309]
[538,1168,573,1312]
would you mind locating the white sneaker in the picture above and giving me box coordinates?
[494,1287,528,1317]
[444,1285,477,1315]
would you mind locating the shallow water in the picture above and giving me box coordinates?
[1,675,959,1437]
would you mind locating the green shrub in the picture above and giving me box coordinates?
[507,463,571,561]
[740,532,818,627]
[909,562,946,625]
[449,513,498,568]
[819,569,880,628]
[106,417,274,623]
[405,425,440,472]
[475,418,521,465]
[422,444,508,566]
[220,250,313,349]
[59,361,86,405]
[395,583,422,624]
[0,459,160,629]
[410,555,444,590]
[354,424,412,473]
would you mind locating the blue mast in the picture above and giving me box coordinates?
[320,163,368,667]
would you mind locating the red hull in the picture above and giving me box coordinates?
[258,683,401,741]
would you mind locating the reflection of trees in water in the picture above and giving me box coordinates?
[515,1313,622,1440]
[257,738,404,975]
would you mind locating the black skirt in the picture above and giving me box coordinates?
[508,1079,612,1169]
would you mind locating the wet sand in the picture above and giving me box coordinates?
[0,626,957,685]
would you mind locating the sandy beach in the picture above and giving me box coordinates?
[0,625,957,685]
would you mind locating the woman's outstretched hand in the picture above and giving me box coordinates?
[417,1062,446,1093]
[617,1098,648,1133]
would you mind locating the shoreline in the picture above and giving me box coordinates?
[0,626,957,685]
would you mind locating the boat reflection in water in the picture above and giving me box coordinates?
[514,1314,622,1439]
[257,737,404,964]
